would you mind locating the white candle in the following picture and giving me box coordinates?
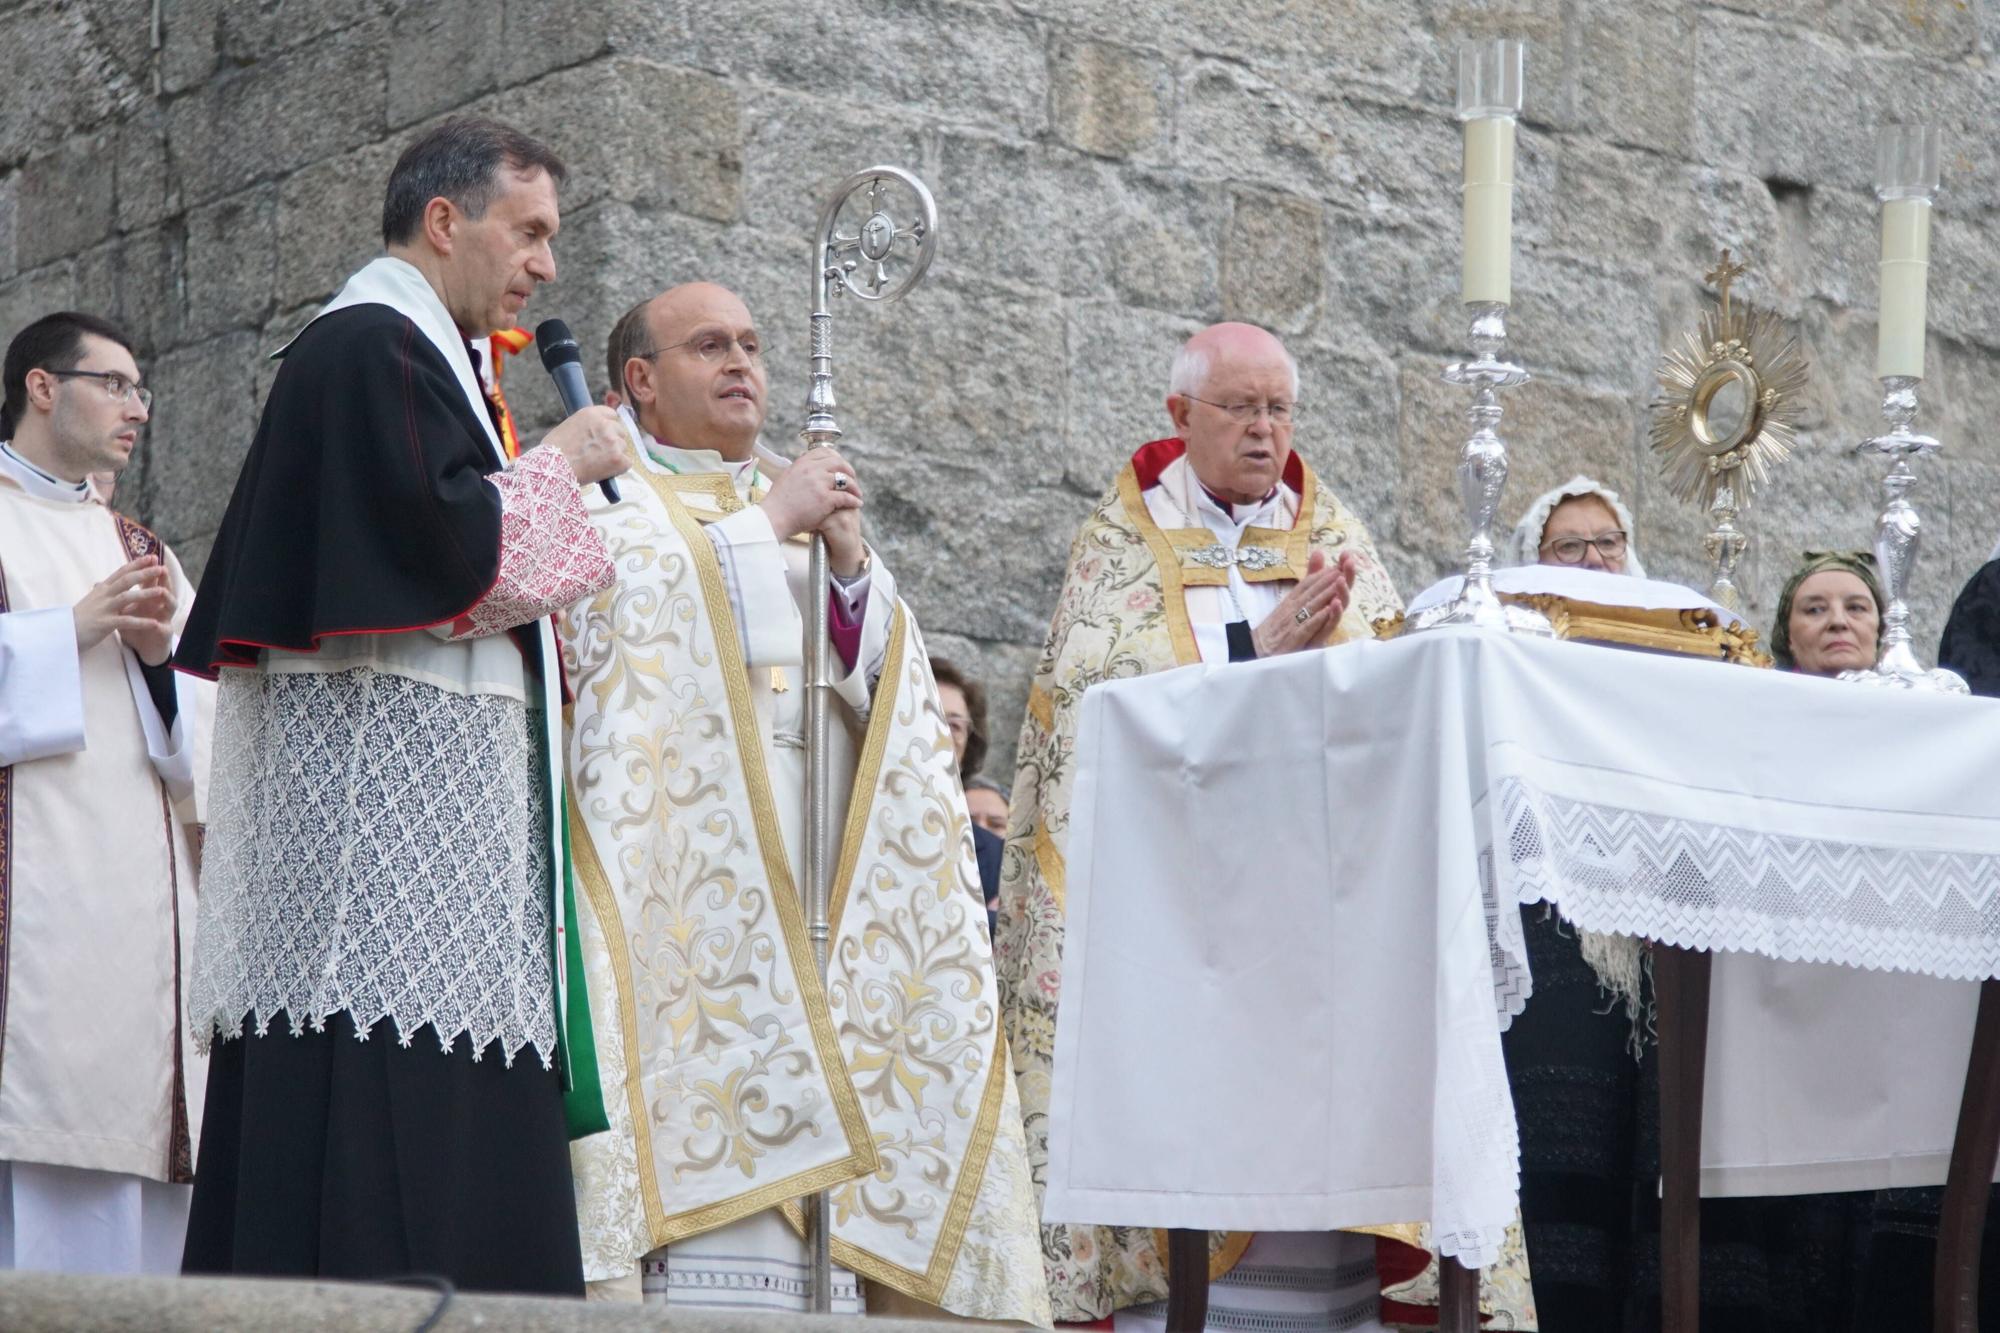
[1876,196,1932,379]
[1462,115,1516,305]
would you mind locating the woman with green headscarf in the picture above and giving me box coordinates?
[1671,549,2000,1333]
[1769,550,1884,675]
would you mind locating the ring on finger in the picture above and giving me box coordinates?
[1293,606,1313,625]
[832,473,850,491]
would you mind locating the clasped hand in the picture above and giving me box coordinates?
[1250,549,1357,657]
[75,554,176,666]
[760,447,866,577]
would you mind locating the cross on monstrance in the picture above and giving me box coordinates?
[1705,249,1747,321]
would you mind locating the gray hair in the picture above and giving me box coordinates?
[966,775,1011,801]
[1167,336,1300,400]
[381,117,567,247]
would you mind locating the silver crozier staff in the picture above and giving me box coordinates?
[798,165,939,1311]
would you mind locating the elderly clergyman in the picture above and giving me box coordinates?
[558,282,1048,1322]
[996,322,1417,1332]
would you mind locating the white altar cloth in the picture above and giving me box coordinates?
[1043,628,2000,1263]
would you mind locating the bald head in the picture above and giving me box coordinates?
[1165,321,1301,506]
[1169,322,1299,401]
[611,281,767,461]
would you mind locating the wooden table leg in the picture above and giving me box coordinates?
[1935,977,2000,1332]
[1438,1255,1480,1333]
[1652,943,1712,1333]
[1165,1228,1209,1332]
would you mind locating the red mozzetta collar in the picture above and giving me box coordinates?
[1129,436,1305,500]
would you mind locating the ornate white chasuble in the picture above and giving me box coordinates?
[560,449,1048,1322]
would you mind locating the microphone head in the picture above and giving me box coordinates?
[534,318,582,370]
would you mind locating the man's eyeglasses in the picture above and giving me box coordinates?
[48,369,153,410]
[1181,394,1299,425]
[639,332,764,365]
[1542,531,1628,564]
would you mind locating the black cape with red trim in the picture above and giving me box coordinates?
[175,305,506,678]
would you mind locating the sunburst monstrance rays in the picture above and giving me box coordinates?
[1650,253,1809,512]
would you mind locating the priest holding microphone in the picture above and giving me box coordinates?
[174,115,627,1293]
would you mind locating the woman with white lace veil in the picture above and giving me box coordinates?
[1506,474,1646,576]
[1497,475,1653,1332]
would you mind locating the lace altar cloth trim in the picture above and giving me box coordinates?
[1496,775,2000,980]
[188,666,557,1067]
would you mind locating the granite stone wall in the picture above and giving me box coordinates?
[4,0,1998,773]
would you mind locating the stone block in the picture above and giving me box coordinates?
[1683,168,1799,318]
[275,140,402,311]
[1393,362,1641,568]
[1174,59,1346,196]
[142,331,262,545]
[166,19,387,206]
[1569,2,1696,158]
[73,226,185,358]
[160,0,220,95]
[1323,216,1464,367]
[1693,13,1863,196]
[1017,0,1435,99]
[185,185,277,337]
[929,133,1109,297]
[494,60,743,225]
[1220,188,1324,334]
[736,85,929,239]
[1550,139,1676,274]
[1830,0,1976,59]
[1105,173,1226,319]
[215,0,392,64]
[1924,208,2000,358]
[862,452,1096,645]
[682,1,1049,140]
[0,5,139,165]
[500,0,612,84]
[829,271,1069,490]
[1506,250,1660,390]
[1289,341,1403,532]
[0,261,77,346]
[14,130,116,269]
[114,109,179,234]
[1062,297,1208,493]
[1053,39,1169,161]
[388,0,500,127]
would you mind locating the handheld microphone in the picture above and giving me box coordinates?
[533,318,619,504]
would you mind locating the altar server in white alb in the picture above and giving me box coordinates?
[558,282,1049,1323]
[0,311,214,1274]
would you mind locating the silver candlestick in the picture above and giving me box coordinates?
[1409,302,1553,635]
[1838,377,1966,692]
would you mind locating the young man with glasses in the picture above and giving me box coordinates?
[0,310,215,1276]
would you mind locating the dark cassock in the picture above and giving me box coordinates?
[173,256,616,1293]
[1942,539,2000,696]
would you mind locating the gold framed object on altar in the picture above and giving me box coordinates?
[1376,595,1772,667]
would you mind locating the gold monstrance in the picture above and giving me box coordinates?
[1649,250,1809,610]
